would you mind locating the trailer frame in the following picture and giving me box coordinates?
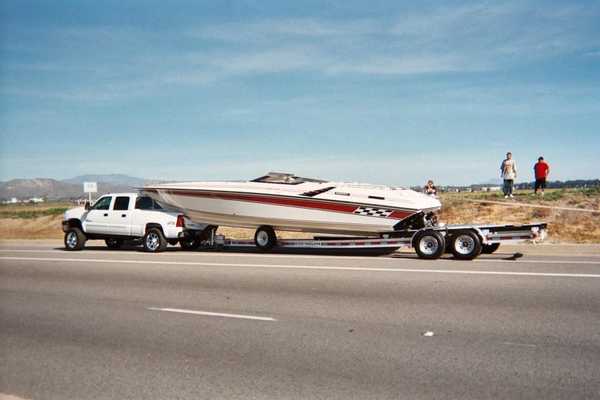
[200,222,548,260]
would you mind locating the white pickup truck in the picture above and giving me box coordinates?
[62,192,209,252]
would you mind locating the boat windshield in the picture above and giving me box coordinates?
[252,172,327,185]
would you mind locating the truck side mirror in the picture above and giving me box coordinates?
[84,201,91,210]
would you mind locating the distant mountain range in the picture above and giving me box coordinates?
[2,174,598,201]
[61,174,148,187]
[0,174,156,200]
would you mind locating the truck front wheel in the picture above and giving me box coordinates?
[143,228,167,253]
[64,228,86,251]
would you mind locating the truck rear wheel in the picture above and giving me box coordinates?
[413,230,445,260]
[450,230,482,260]
[143,228,167,253]
[254,226,277,251]
[64,228,86,251]
[482,243,501,254]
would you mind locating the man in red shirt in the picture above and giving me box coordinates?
[534,156,550,195]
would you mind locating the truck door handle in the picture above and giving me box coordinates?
[121,214,127,218]
[103,213,108,217]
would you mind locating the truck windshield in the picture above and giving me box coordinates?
[91,196,112,210]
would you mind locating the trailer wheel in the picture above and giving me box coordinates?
[64,228,86,251]
[255,226,277,250]
[413,230,445,260]
[482,243,501,254]
[450,230,482,260]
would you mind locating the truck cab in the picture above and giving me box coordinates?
[62,192,208,252]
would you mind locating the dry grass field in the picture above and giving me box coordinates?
[438,188,600,243]
[0,188,598,242]
[0,202,71,239]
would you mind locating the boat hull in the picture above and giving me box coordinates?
[145,189,423,236]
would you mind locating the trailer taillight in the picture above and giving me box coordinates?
[176,215,185,228]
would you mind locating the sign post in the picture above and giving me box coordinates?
[83,182,98,204]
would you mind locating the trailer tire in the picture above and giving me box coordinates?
[143,228,167,253]
[413,230,445,260]
[482,243,501,254]
[64,227,86,251]
[255,226,277,251]
[449,230,482,260]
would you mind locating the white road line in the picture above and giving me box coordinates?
[0,248,403,261]
[2,256,600,278]
[1,249,600,264]
[501,342,537,348]
[0,394,32,400]
[147,307,276,321]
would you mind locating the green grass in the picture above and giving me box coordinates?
[534,189,567,201]
[582,186,600,197]
[442,188,592,202]
[0,207,68,219]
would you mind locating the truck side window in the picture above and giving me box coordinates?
[153,200,163,210]
[91,196,112,210]
[113,196,130,211]
[135,196,153,210]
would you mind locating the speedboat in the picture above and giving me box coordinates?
[142,172,441,247]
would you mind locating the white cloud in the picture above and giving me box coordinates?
[387,2,600,69]
[4,1,600,102]
[182,3,600,79]
[325,54,481,75]
[206,46,320,74]
[193,18,379,42]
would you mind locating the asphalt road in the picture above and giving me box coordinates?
[1,243,599,400]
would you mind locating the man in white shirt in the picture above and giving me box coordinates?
[500,152,517,198]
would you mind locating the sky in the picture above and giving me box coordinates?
[0,0,599,186]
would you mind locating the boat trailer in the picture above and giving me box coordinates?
[200,222,548,260]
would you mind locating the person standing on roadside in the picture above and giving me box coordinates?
[534,156,550,196]
[500,152,517,198]
[424,180,437,196]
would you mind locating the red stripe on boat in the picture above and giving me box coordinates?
[158,189,414,220]
[389,210,412,219]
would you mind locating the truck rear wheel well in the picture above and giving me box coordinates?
[145,223,164,234]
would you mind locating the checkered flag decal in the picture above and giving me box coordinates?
[353,206,393,218]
